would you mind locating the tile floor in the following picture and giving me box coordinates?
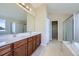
[32,40,74,56]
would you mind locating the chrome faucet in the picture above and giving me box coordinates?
[13,33,16,37]
[28,31,32,35]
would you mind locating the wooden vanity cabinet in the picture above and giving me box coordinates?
[26,34,41,56]
[0,34,41,56]
[0,44,12,56]
[13,39,26,56]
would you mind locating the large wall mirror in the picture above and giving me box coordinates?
[0,3,27,35]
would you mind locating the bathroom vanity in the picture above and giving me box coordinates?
[0,32,41,56]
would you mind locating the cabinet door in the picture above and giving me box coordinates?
[25,44,28,56]
[38,34,41,45]
[39,34,41,44]
[35,34,41,48]
[36,36,39,47]
[36,35,40,48]
[33,39,36,51]
[32,37,36,51]
[2,52,12,56]
[35,35,38,48]
[0,44,12,56]
[14,44,26,56]
[25,40,28,56]
[27,41,33,56]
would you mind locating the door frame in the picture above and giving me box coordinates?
[52,21,58,40]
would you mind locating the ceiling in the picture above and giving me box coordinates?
[31,3,79,14]
[0,3,79,21]
[31,3,79,17]
[31,3,43,8]
[47,3,79,15]
[0,3,27,21]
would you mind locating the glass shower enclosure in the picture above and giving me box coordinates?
[63,15,74,42]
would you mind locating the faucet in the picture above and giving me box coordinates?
[27,31,32,35]
[13,33,16,37]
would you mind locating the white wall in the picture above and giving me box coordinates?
[33,4,51,45]
[27,13,35,32]
[34,5,47,45]
[44,18,51,44]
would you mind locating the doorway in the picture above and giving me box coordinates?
[52,21,58,40]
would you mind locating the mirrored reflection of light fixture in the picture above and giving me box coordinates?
[18,3,32,12]
[21,3,26,6]
[26,5,29,9]
[29,8,32,11]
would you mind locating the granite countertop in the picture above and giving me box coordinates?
[0,32,41,47]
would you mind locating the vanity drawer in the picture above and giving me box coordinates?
[27,37,33,42]
[2,52,12,56]
[14,39,26,49]
[0,44,11,56]
[32,36,36,39]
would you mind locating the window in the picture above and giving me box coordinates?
[0,19,6,31]
[12,22,16,33]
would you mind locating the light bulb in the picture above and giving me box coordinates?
[30,8,32,11]
[26,5,29,9]
[22,3,25,6]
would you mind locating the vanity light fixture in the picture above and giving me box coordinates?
[18,3,32,11]
[29,8,32,11]
[26,5,29,9]
[16,3,35,16]
[21,3,26,6]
